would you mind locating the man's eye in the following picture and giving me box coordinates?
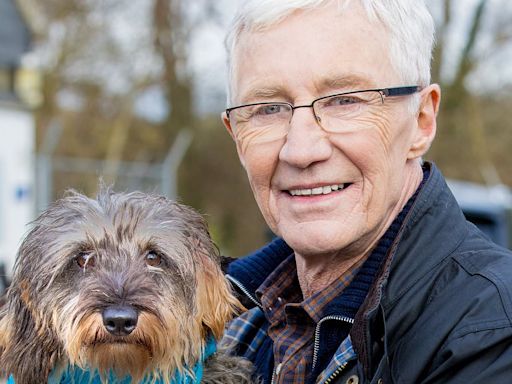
[327,95,363,106]
[254,104,285,116]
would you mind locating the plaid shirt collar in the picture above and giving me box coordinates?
[256,254,363,324]
[254,254,362,384]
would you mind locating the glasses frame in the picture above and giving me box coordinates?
[225,85,422,122]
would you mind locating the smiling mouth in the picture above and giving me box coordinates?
[288,183,352,196]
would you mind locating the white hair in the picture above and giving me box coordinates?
[225,0,435,106]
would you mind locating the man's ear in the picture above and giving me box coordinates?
[408,84,441,159]
[221,111,246,168]
[222,111,235,140]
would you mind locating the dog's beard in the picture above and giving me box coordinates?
[83,343,152,382]
[61,309,204,382]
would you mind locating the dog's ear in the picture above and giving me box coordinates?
[196,262,244,340]
[0,308,13,359]
[0,282,63,382]
[193,237,244,341]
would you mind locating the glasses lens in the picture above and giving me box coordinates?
[230,103,291,144]
[313,91,383,131]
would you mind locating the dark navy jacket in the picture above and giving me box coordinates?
[223,163,512,383]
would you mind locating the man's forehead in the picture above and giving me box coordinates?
[229,3,393,105]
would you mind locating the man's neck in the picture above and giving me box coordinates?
[295,253,366,298]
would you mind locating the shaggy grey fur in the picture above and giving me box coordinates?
[203,348,256,384]
[0,187,254,383]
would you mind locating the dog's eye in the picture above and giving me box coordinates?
[145,251,162,267]
[76,252,95,268]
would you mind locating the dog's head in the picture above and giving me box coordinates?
[0,188,242,382]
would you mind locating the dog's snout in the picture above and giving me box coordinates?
[102,306,138,336]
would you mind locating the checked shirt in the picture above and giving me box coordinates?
[256,254,362,384]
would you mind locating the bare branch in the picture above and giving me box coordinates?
[451,0,487,89]
[432,0,452,83]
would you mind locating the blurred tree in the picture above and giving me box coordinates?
[25,0,267,256]
[22,0,512,257]
[153,0,192,144]
[429,0,512,185]
[150,0,268,255]
[179,117,268,257]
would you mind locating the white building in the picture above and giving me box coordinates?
[0,102,35,274]
[0,0,35,276]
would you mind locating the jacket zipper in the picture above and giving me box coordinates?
[225,274,262,309]
[270,362,281,384]
[273,359,349,384]
[323,361,349,384]
[312,315,354,370]
[273,316,354,383]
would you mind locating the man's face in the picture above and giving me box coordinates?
[223,3,438,259]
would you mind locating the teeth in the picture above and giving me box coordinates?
[289,184,346,196]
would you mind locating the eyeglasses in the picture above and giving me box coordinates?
[226,86,421,143]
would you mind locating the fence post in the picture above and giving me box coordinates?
[36,120,62,212]
[161,130,193,199]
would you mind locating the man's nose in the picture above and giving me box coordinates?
[279,108,332,168]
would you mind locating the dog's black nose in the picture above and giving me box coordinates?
[102,306,138,336]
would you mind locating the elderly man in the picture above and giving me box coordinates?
[220,1,512,383]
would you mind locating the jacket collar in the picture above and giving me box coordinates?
[350,163,469,377]
[226,237,292,305]
[380,163,468,309]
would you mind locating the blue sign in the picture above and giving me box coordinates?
[14,185,31,202]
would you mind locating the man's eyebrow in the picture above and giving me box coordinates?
[320,75,374,91]
[237,75,373,104]
[240,86,287,103]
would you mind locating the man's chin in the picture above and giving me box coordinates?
[280,225,360,258]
